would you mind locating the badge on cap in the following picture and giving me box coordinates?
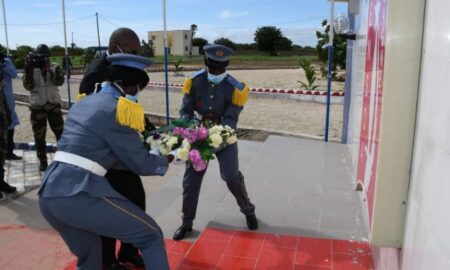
[216,50,224,57]
[203,44,234,62]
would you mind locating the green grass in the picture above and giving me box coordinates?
[50,55,85,67]
[151,54,318,65]
[50,54,319,67]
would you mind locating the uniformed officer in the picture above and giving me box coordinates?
[38,54,174,270]
[79,28,150,269]
[173,44,258,241]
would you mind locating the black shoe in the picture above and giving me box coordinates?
[102,261,129,270]
[0,180,17,194]
[6,153,22,160]
[246,214,258,230]
[173,225,193,241]
[39,160,48,171]
[118,253,145,267]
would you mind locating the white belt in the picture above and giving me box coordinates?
[53,151,107,176]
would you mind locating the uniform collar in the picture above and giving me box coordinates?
[100,82,123,98]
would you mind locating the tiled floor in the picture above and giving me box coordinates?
[180,227,373,270]
[0,138,372,269]
[0,223,373,270]
[2,150,53,197]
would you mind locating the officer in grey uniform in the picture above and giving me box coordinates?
[38,54,173,270]
[173,44,258,241]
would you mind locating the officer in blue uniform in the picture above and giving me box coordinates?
[173,44,258,240]
[38,54,173,270]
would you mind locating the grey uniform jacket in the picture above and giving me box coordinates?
[179,69,247,130]
[24,65,64,107]
[39,84,169,199]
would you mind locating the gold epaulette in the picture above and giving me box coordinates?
[232,83,249,106]
[116,97,145,132]
[76,93,87,101]
[182,77,193,94]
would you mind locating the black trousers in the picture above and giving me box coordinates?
[102,169,146,265]
[7,129,15,156]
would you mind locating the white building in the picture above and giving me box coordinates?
[148,30,199,57]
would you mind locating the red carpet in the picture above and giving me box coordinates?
[0,223,373,269]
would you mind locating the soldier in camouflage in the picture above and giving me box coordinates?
[23,44,65,171]
[0,78,17,198]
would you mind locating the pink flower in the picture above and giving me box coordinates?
[174,127,198,144]
[193,159,207,171]
[188,149,207,171]
[188,149,201,163]
[196,127,208,140]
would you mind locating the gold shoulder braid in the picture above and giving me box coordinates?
[232,83,249,106]
[182,77,193,94]
[116,97,145,132]
[76,93,87,101]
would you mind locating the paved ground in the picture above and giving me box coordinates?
[0,136,367,241]
[0,136,372,270]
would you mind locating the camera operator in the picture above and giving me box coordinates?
[23,44,65,171]
[0,55,17,198]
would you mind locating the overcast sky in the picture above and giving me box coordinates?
[1,0,348,49]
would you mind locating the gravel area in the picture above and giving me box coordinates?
[12,69,344,143]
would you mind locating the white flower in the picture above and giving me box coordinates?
[177,147,190,161]
[145,136,154,145]
[182,139,191,150]
[146,137,160,148]
[160,145,171,155]
[224,125,234,132]
[226,135,238,144]
[209,125,224,135]
[209,133,223,148]
[166,136,179,148]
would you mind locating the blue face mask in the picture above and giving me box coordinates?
[113,82,140,102]
[207,72,227,85]
[125,93,138,102]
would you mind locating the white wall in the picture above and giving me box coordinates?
[401,0,450,268]
[347,0,369,170]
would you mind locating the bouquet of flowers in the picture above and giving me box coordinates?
[145,119,238,172]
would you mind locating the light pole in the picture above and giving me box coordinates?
[1,0,9,55]
[324,0,335,142]
[61,0,72,106]
[162,0,170,125]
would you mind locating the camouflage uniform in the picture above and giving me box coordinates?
[0,82,11,177]
[23,64,65,163]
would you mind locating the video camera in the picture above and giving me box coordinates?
[25,52,48,69]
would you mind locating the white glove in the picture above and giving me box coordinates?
[149,148,160,155]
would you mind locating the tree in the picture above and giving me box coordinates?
[213,38,236,51]
[140,40,154,57]
[68,46,85,56]
[189,24,197,58]
[49,45,65,56]
[235,43,257,50]
[254,26,292,56]
[316,19,347,77]
[12,45,34,68]
[82,48,96,66]
[192,37,208,54]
